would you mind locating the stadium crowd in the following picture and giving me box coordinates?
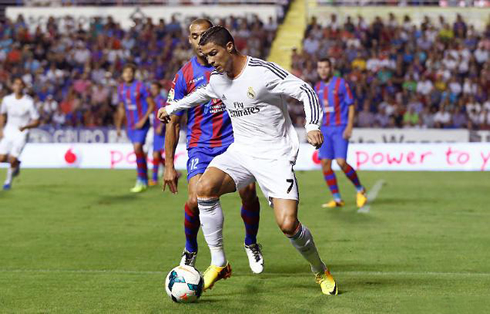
[291,13,490,130]
[0,13,278,127]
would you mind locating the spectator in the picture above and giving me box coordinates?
[434,106,452,128]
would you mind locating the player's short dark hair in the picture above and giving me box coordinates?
[122,63,137,72]
[190,18,213,29]
[199,25,235,50]
[318,58,332,66]
[12,76,25,86]
[151,81,162,89]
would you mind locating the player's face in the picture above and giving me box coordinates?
[122,67,135,83]
[317,61,332,81]
[188,23,211,57]
[150,84,160,97]
[200,42,233,74]
[12,79,24,94]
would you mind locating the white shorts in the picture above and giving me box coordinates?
[0,135,27,159]
[208,144,299,205]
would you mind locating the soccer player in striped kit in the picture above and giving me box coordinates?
[149,81,166,186]
[116,63,155,193]
[163,19,264,278]
[315,58,367,208]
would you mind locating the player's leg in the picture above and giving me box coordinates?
[196,166,237,290]
[129,128,149,193]
[334,127,367,208]
[150,134,165,186]
[319,127,343,208]
[180,173,201,267]
[3,156,20,190]
[238,183,264,274]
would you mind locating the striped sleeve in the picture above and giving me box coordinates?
[263,62,322,132]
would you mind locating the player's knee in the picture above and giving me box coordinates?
[196,177,219,198]
[0,155,7,163]
[279,217,299,236]
[186,196,198,212]
[336,159,347,169]
[321,159,332,171]
[239,184,256,203]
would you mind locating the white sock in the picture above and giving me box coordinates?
[197,198,227,267]
[288,223,326,274]
[5,167,13,185]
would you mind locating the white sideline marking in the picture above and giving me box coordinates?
[1,269,489,278]
[358,179,385,214]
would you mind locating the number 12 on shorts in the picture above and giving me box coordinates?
[190,158,199,171]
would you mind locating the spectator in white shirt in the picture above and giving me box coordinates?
[434,106,451,128]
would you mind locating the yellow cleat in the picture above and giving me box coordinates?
[130,181,148,193]
[315,269,338,295]
[356,190,368,208]
[203,263,232,291]
[148,180,158,187]
[322,200,345,208]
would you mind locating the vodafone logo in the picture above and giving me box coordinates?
[64,147,82,167]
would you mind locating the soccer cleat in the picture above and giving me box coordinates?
[315,269,338,295]
[322,200,345,208]
[203,262,232,291]
[148,180,158,187]
[356,190,368,208]
[3,183,11,190]
[179,249,198,267]
[244,243,264,274]
[130,181,148,193]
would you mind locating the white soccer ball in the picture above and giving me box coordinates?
[165,265,204,303]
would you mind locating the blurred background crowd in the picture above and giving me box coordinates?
[289,13,490,130]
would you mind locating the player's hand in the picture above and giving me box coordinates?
[158,108,171,124]
[116,128,121,137]
[19,126,26,132]
[163,166,179,194]
[343,127,352,140]
[307,130,323,149]
[134,119,146,130]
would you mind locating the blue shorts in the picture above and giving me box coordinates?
[187,146,229,181]
[153,133,165,152]
[318,126,349,160]
[127,126,149,144]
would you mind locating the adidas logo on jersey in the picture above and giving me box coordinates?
[222,94,227,100]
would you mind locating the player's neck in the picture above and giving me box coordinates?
[323,76,333,84]
[14,93,23,99]
[195,55,208,66]
[227,54,248,79]
[124,79,134,85]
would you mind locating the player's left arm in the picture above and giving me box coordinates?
[265,64,323,148]
[19,100,40,132]
[135,84,155,129]
[0,114,5,139]
[343,80,355,140]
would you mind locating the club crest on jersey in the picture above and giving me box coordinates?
[247,87,256,99]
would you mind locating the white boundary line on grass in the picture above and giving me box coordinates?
[358,179,385,214]
[1,269,490,278]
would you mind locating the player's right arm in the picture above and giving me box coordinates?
[0,98,6,139]
[163,115,182,194]
[115,102,125,137]
[158,83,218,123]
[162,72,187,194]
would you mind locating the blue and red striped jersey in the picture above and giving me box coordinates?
[314,77,354,127]
[118,80,150,129]
[168,56,233,149]
[153,94,166,133]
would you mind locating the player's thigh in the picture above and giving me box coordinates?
[271,198,299,235]
[249,156,298,206]
[197,167,237,198]
[153,135,165,152]
[9,138,26,161]
[320,158,333,171]
[202,145,255,198]
[318,128,334,160]
[0,137,11,159]
[332,127,348,160]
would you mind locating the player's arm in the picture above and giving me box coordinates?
[163,114,182,194]
[158,83,217,123]
[19,101,41,132]
[115,102,126,137]
[264,63,323,148]
[19,119,40,132]
[0,113,5,139]
[342,81,355,140]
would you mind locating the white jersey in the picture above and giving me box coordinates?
[0,94,40,139]
[166,57,322,162]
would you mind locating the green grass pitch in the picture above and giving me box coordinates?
[0,169,489,313]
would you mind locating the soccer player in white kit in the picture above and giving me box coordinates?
[158,26,337,295]
[0,77,40,190]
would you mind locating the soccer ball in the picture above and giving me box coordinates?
[165,265,204,303]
